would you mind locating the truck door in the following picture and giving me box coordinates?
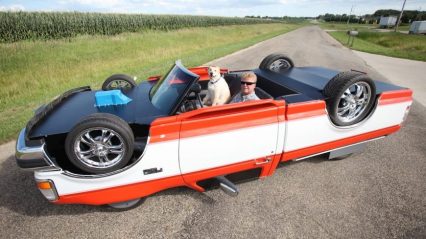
[178,100,284,189]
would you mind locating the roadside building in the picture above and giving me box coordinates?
[409,21,426,34]
[379,16,397,28]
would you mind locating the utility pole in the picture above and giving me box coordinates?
[395,0,407,32]
[347,5,354,25]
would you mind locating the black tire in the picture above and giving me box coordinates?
[102,74,137,91]
[108,198,145,210]
[259,53,294,72]
[65,113,134,174]
[324,71,376,126]
[259,53,281,69]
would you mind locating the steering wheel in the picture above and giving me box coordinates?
[190,83,203,109]
[195,92,203,109]
[178,83,204,113]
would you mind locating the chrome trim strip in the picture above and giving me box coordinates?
[293,136,385,161]
[16,129,44,160]
[15,128,59,171]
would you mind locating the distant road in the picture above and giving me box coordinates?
[1,26,425,239]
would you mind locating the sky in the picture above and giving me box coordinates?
[0,0,425,17]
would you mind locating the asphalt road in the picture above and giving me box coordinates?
[1,26,425,239]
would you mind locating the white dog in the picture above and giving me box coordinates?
[203,66,231,106]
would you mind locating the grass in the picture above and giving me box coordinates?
[320,22,377,31]
[396,24,410,31]
[328,31,426,61]
[320,22,412,32]
[318,22,426,62]
[0,23,300,143]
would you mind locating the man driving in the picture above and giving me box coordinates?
[230,71,259,103]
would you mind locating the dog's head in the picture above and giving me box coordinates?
[208,66,221,81]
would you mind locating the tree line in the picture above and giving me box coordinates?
[318,9,426,24]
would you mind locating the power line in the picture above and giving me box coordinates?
[347,5,354,25]
[395,0,407,32]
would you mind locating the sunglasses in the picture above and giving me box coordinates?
[241,81,256,86]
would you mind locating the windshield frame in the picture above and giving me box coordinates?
[149,60,199,115]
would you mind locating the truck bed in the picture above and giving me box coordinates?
[254,67,406,104]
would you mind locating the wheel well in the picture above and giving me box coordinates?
[45,133,87,174]
[44,123,150,175]
[129,124,150,138]
[325,94,379,129]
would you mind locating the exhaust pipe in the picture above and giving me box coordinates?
[215,176,239,196]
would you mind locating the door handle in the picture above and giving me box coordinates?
[255,157,271,165]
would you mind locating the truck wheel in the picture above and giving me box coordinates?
[102,74,136,91]
[260,53,294,72]
[65,113,134,174]
[324,71,376,126]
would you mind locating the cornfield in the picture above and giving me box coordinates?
[0,11,279,42]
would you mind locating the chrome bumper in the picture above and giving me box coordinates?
[15,129,57,171]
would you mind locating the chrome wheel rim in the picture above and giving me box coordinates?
[269,59,291,71]
[337,82,371,123]
[73,127,125,169]
[107,80,132,89]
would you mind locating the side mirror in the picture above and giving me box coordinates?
[190,83,201,94]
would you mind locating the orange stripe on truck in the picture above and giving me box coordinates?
[150,100,285,143]
[286,100,326,120]
[378,89,413,105]
[149,116,180,143]
[55,174,186,205]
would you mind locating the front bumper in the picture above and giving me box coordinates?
[15,129,57,171]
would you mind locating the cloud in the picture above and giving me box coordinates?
[64,0,121,5]
[0,4,25,11]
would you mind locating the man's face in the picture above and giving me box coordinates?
[241,76,256,95]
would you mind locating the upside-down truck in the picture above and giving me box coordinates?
[16,54,412,209]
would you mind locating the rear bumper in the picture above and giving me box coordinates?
[15,129,57,171]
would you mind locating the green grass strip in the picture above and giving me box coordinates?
[329,31,426,61]
[320,22,426,62]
